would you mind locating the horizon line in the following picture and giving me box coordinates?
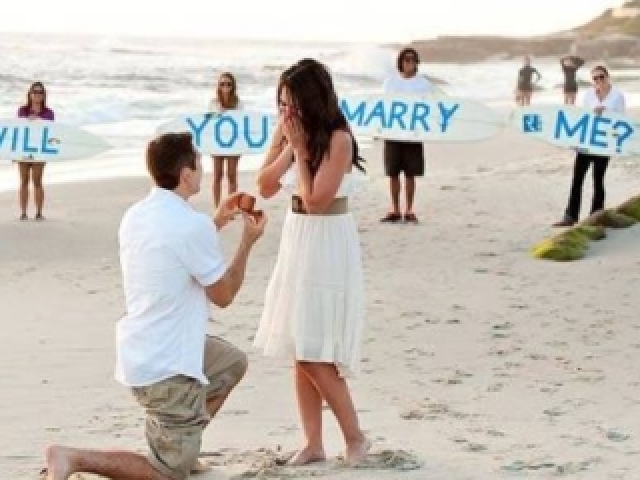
[0,28,596,46]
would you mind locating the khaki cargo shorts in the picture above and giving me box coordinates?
[132,336,248,479]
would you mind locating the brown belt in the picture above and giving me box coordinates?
[291,195,348,215]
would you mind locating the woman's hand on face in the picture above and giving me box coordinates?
[271,121,286,147]
[282,111,307,154]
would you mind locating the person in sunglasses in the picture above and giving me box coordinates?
[16,81,55,221]
[553,65,626,227]
[380,47,434,224]
[208,72,244,209]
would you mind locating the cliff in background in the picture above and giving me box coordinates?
[406,2,640,63]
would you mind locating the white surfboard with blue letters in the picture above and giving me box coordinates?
[160,96,507,155]
[340,93,506,142]
[156,110,276,156]
[0,118,111,162]
[510,105,640,156]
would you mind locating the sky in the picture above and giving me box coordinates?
[1,1,624,43]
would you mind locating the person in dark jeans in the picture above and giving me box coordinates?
[559,152,609,225]
[553,65,626,227]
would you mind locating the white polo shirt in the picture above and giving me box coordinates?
[115,187,226,387]
[582,86,626,113]
[383,72,434,94]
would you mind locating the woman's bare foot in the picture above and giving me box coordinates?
[287,446,326,466]
[345,436,371,466]
[44,445,75,480]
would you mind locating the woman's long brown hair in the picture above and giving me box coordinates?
[25,81,48,111]
[277,59,365,176]
[216,72,239,109]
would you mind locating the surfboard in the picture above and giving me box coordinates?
[156,110,276,156]
[510,105,640,157]
[339,93,506,142]
[0,118,111,163]
[158,96,506,156]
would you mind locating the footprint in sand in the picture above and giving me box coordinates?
[399,401,449,421]
[350,449,423,472]
[403,347,434,357]
[451,437,489,452]
[433,369,473,386]
[598,427,631,443]
[491,321,513,339]
[208,447,423,478]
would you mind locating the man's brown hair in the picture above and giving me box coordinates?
[146,132,198,190]
[396,47,420,72]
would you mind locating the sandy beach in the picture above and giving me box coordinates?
[2,123,640,479]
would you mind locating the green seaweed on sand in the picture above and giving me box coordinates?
[580,209,637,229]
[530,235,588,261]
[615,195,640,222]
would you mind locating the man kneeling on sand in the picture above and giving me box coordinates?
[42,132,267,480]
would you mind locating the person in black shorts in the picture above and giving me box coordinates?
[380,47,433,224]
[382,141,424,223]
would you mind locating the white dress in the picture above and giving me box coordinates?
[253,167,366,377]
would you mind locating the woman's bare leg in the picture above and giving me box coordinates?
[212,156,224,208]
[226,156,239,197]
[298,362,370,465]
[289,362,326,465]
[32,163,45,218]
[18,162,31,218]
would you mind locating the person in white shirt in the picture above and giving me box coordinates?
[553,65,626,227]
[380,47,433,224]
[209,72,244,209]
[41,132,267,480]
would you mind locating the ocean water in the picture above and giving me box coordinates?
[1,33,640,192]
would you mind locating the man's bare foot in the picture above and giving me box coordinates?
[345,436,371,466]
[44,445,75,480]
[191,458,213,474]
[287,446,326,466]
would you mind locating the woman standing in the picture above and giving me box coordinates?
[254,59,370,466]
[515,55,541,106]
[209,72,243,208]
[553,66,626,227]
[17,81,54,220]
[560,55,585,105]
